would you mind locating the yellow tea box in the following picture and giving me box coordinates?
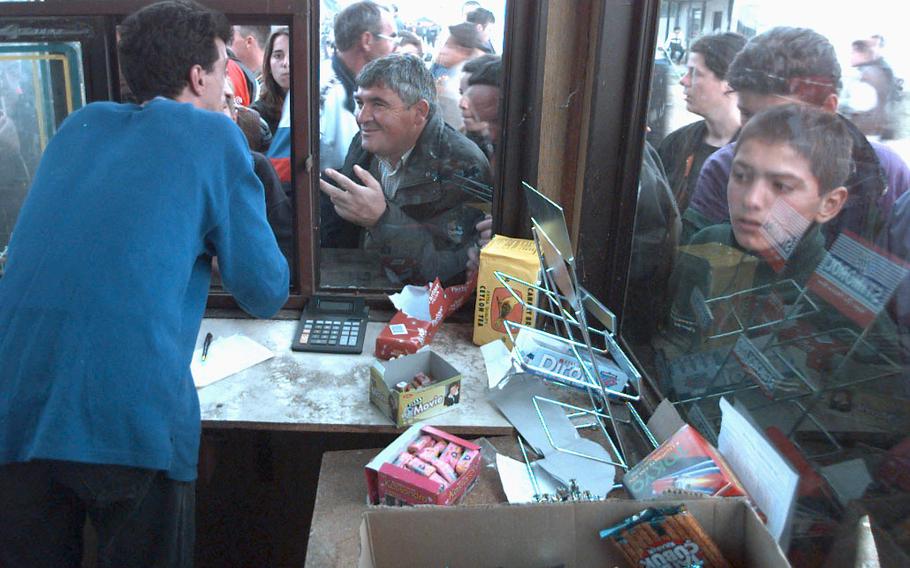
[473,235,540,346]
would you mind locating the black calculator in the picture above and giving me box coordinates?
[291,296,369,354]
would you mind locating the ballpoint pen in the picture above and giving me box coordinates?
[201,332,213,362]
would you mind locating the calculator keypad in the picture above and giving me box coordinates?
[298,318,362,348]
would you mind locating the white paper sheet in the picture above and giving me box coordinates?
[496,454,560,503]
[718,398,798,547]
[388,284,431,321]
[482,339,514,389]
[191,334,275,388]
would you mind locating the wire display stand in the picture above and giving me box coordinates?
[671,267,905,457]
[495,184,657,477]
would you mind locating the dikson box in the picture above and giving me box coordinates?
[364,424,482,506]
[369,350,463,427]
[358,498,789,567]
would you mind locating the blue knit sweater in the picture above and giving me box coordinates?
[0,98,289,480]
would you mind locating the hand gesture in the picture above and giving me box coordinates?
[319,165,387,228]
[466,215,494,272]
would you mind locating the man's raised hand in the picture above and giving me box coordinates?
[319,165,387,228]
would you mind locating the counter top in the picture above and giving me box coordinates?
[196,318,513,435]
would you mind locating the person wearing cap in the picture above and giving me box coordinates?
[433,22,486,131]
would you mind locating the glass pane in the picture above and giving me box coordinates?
[0,42,85,264]
[317,0,505,289]
[625,1,910,562]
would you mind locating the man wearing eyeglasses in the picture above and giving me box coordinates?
[321,1,397,172]
[320,1,398,248]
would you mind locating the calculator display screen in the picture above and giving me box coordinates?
[318,299,352,313]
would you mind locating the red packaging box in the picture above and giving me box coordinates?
[364,424,482,506]
[623,424,747,499]
[375,277,476,360]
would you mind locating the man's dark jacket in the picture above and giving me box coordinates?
[328,106,491,285]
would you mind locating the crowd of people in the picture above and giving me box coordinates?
[315,0,502,286]
[629,25,910,437]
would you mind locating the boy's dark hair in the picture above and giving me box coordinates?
[463,54,499,75]
[735,104,853,194]
[235,25,270,47]
[466,8,495,26]
[467,57,501,87]
[358,54,436,107]
[689,32,746,80]
[334,1,386,52]
[726,27,841,106]
[118,0,231,103]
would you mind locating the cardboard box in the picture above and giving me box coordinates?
[369,350,463,427]
[358,498,789,567]
[375,277,475,360]
[473,235,540,346]
[364,424,482,506]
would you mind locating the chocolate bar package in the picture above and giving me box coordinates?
[623,424,746,500]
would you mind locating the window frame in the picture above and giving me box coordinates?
[1,0,545,313]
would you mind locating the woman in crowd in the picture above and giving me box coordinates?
[253,27,290,138]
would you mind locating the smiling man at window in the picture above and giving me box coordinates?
[320,54,491,285]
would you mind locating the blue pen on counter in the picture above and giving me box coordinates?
[201,332,213,362]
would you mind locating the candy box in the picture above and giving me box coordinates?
[369,350,462,427]
[375,277,475,360]
[623,424,747,500]
[364,425,482,506]
[357,498,788,567]
[473,235,540,346]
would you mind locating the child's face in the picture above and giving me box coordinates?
[727,138,842,252]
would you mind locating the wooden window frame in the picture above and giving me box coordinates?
[1,0,545,313]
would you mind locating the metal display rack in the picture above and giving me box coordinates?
[495,183,657,481]
[671,264,905,457]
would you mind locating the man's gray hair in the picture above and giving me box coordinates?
[357,54,437,107]
[334,1,386,52]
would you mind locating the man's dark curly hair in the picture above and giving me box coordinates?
[118,0,231,103]
[726,27,841,104]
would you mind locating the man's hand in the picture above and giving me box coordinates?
[466,215,494,272]
[319,165,387,228]
[476,215,493,248]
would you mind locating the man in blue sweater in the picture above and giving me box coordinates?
[0,2,289,566]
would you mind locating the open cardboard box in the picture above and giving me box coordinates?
[358,497,789,567]
[364,424,482,506]
[369,350,462,427]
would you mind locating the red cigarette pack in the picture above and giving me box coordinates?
[375,277,476,360]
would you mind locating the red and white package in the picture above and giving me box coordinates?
[375,274,476,360]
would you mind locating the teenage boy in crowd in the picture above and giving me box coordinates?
[665,104,851,346]
[0,1,288,565]
[682,27,910,246]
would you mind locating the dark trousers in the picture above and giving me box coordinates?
[0,460,195,568]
